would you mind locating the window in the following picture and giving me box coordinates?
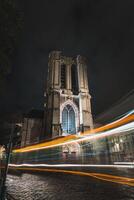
[62,105,76,134]
[61,64,66,89]
[71,64,78,94]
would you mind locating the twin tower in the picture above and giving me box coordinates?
[44,51,93,138]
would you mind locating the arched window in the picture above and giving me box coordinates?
[62,105,76,134]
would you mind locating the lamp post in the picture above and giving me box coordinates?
[0,146,5,179]
[0,124,15,200]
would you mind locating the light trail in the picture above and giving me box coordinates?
[8,166,134,187]
[82,109,134,136]
[114,162,134,165]
[9,163,134,169]
[9,111,134,187]
[13,120,134,153]
[13,110,134,153]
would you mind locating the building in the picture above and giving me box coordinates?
[20,51,93,147]
[44,51,93,138]
[94,89,134,126]
[21,110,44,147]
[93,90,134,163]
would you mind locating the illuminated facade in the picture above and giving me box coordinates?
[20,51,94,146]
[21,110,43,147]
[44,51,93,138]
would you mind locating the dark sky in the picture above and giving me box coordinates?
[1,0,134,116]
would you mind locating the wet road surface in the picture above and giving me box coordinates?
[6,170,134,200]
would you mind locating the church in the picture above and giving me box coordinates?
[21,51,93,147]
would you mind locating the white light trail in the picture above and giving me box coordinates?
[9,163,134,169]
[114,162,134,165]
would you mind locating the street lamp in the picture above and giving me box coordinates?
[0,146,5,160]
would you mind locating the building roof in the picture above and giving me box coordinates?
[95,90,134,125]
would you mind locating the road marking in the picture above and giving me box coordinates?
[9,166,134,187]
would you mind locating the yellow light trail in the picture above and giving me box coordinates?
[13,111,134,153]
[82,111,134,136]
[13,134,76,153]
[9,166,134,187]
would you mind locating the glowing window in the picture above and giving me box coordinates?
[62,105,76,134]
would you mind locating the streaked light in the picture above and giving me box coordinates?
[13,110,134,153]
[8,166,134,187]
[114,162,134,165]
[13,121,134,153]
[9,163,134,169]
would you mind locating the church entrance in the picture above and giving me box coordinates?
[62,104,76,134]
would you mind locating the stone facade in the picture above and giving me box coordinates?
[44,51,93,138]
[20,51,94,146]
[21,110,44,147]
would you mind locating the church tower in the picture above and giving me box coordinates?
[44,51,93,138]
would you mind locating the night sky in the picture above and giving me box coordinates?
[1,0,134,117]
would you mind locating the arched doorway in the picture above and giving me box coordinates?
[62,104,76,134]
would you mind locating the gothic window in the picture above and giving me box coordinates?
[62,105,76,134]
[71,64,78,94]
[61,64,66,89]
